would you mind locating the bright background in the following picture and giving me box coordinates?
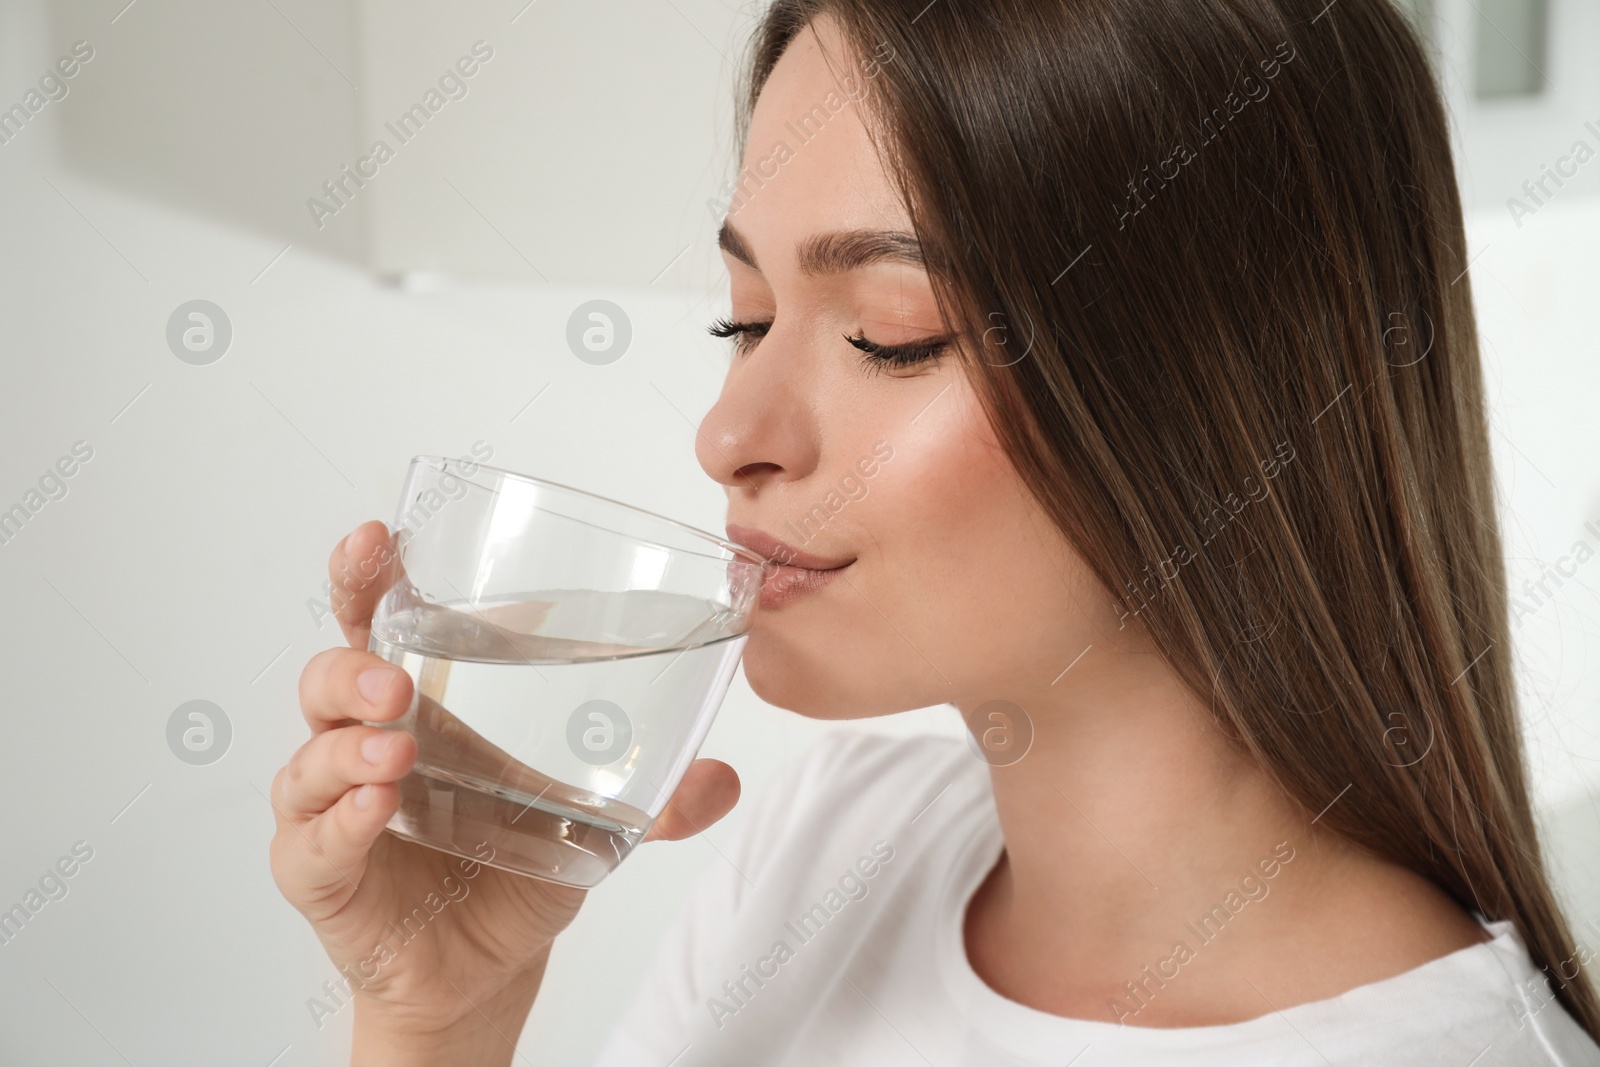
[0,0,1595,1063]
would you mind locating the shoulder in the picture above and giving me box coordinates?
[1306,917,1600,1066]
[724,727,983,886]
[591,728,988,1065]
[1467,919,1600,1066]
[760,727,978,818]
[793,726,972,791]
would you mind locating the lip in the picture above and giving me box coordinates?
[726,523,854,570]
[726,522,856,610]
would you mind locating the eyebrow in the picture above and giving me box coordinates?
[717,220,934,277]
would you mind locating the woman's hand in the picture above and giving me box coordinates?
[268,521,743,1063]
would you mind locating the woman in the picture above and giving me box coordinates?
[269,0,1600,1063]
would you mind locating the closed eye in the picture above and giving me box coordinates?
[708,316,950,375]
[707,316,770,357]
[843,331,950,375]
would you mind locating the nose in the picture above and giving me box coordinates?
[695,334,821,496]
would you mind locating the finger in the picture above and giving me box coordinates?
[328,520,402,650]
[642,758,740,844]
[270,776,404,914]
[275,724,418,822]
[299,648,413,735]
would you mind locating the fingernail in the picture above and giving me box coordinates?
[354,784,373,810]
[358,667,398,705]
[361,732,394,764]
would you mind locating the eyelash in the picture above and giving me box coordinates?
[706,317,949,375]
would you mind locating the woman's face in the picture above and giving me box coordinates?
[697,16,1124,721]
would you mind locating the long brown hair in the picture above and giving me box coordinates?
[733,0,1600,1040]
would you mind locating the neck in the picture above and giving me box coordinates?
[958,648,1363,1022]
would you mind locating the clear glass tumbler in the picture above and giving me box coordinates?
[362,455,769,888]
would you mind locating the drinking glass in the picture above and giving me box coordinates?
[361,455,769,888]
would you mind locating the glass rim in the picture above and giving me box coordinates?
[407,454,770,571]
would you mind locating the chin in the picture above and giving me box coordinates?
[740,631,926,720]
[743,649,856,718]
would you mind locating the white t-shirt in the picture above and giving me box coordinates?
[592,729,1600,1066]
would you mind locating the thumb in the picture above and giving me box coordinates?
[642,758,740,843]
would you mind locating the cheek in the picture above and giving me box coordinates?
[736,375,1006,716]
[874,396,1015,571]
[862,384,1111,692]
[738,370,1113,718]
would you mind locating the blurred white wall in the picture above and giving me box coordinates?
[0,1,1595,1064]
[45,0,747,292]
[1428,0,1600,211]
